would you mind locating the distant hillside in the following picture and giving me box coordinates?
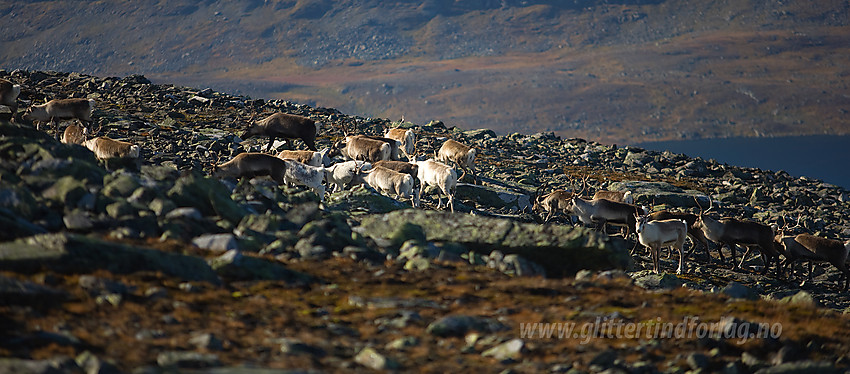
[2,0,849,143]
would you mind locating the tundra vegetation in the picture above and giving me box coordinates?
[1,70,850,372]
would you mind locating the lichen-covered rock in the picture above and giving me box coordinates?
[455,183,531,212]
[359,210,631,277]
[0,233,220,283]
[167,172,247,224]
[207,249,315,284]
[608,180,708,208]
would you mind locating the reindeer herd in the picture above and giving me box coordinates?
[3,77,849,290]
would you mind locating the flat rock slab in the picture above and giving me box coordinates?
[359,210,631,277]
[609,181,708,208]
[0,233,220,284]
[455,183,531,212]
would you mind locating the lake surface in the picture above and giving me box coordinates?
[635,135,850,190]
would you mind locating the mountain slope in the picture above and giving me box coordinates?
[1,0,849,143]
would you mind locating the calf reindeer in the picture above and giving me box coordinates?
[83,137,140,160]
[61,124,88,145]
[325,160,371,193]
[636,215,688,274]
[281,159,327,201]
[361,165,416,207]
[213,152,288,185]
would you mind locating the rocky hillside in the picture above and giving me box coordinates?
[2,1,849,143]
[2,70,850,372]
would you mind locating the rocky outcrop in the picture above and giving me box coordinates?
[358,210,631,277]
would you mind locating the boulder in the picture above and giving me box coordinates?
[608,180,708,208]
[455,183,531,212]
[0,233,220,284]
[359,210,631,277]
[207,249,315,284]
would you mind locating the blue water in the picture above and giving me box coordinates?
[635,135,850,190]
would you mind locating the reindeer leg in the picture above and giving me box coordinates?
[677,245,685,275]
[652,244,660,274]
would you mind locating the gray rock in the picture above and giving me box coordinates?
[207,249,314,283]
[0,207,47,240]
[63,211,94,231]
[102,172,141,199]
[608,180,708,207]
[165,207,203,221]
[722,281,760,301]
[0,233,220,283]
[149,197,177,217]
[192,233,239,252]
[482,338,524,361]
[75,350,121,374]
[354,347,398,370]
[359,210,631,277]
[156,351,221,368]
[0,357,82,374]
[426,315,509,337]
[779,291,821,307]
[0,274,67,305]
[632,272,683,290]
[167,172,247,224]
[455,183,532,212]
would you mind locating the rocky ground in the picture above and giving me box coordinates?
[2,70,850,373]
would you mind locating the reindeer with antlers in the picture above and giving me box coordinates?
[533,174,589,223]
[696,197,781,275]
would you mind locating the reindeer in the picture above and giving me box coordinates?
[241,112,318,151]
[24,98,95,137]
[696,199,780,275]
[635,214,689,274]
[360,165,417,207]
[61,124,88,145]
[410,158,457,213]
[592,190,633,204]
[212,152,288,185]
[533,175,588,223]
[325,160,371,193]
[436,139,476,182]
[646,210,712,261]
[0,78,21,119]
[276,148,331,167]
[360,135,404,161]
[570,196,643,237]
[332,135,391,162]
[281,159,327,202]
[384,127,416,159]
[83,137,140,160]
[775,219,850,289]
